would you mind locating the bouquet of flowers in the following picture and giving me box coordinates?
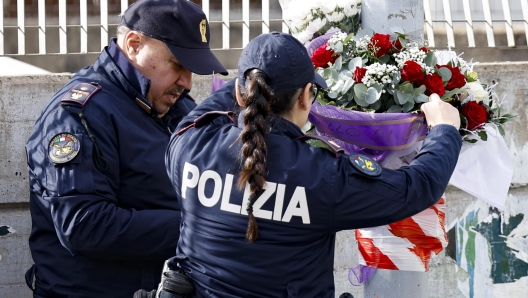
[308,27,515,143]
[280,0,361,45]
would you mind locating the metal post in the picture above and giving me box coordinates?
[361,1,428,295]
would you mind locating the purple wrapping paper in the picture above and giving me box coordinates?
[211,74,227,93]
[309,101,428,162]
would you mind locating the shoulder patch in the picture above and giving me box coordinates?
[61,82,101,107]
[296,134,344,158]
[349,154,382,177]
[48,133,81,164]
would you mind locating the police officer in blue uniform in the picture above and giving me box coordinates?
[162,32,462,297]
[24,1,227,297]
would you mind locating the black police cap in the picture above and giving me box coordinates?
[121,0,228,75]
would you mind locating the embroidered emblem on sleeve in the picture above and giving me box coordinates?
[349,154,382,177]
[48,133,81,164]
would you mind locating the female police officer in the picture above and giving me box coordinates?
[163,32,461,297]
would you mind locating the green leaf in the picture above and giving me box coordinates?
[327,91,338,99]
[498,124,505,136]
[366,87,379,104]
[425,51,437,67]
[379,55,391,64]
[334,56,343,71]
[387,105,403,113]
[402,100,414,112]
[390,26,405,35]
[342,78,354,94]
[348,57,363,71]
[438,67,452,82]
[354,28,374,41]
[371,83,383,94]
[477,130,488,141]
[392,72,401,85]
[415,94,429,103]
[399,82,414,94]
[441,88,463,100]
[334,41,343,53]
[369,99,382,110]
[353,84,369,107]
[324,68,339,81]
[413,85,426,96]
[344,32,355,43]
[395,90,412,105]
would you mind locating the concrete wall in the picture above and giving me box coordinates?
[1,63,527,298]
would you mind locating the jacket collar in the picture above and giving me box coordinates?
[237,110,304,140]
[93,39,153,112]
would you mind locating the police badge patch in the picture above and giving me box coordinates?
[349,154,382,177]
[48,133,80,164]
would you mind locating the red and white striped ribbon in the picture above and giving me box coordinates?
[356,197,447,271]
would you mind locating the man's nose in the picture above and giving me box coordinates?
[177,68,192,90]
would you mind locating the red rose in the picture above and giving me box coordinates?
[460,101,488,130]
[420,47,429,53]
[438,64,466,90]
[401,61,425,83]
[311,44,338,68]
[421,73,445,97]
[369,33,392,58]
[354,67,367,83]
[393,40,403,51]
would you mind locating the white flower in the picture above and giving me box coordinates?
[320,2,337,14]
[326,26,342,35]
[327,11,345,23]
[362,63,398,87]
[306,18,327,36]
[463,82,489,103]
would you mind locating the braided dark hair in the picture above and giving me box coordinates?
[238,69,304,243]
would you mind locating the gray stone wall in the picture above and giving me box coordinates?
[0,63,527,297]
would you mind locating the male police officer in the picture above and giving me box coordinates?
[24,1,227,297]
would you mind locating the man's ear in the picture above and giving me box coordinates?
[124,31,142,61]
[235,78,245,107]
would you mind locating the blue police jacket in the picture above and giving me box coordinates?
[165,79,462,297]
[25,40,195,298]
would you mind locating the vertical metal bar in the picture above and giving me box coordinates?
[202,0,210,21]
[462,0,475,47]
[243,0,249,47]
[522,0,528,46]
[38,0,46,54]
[441,0,455,47]
[222,0,230,49]
[0,0,3,55]
[121,0,128,15]
[501,0,515,47]
[262,0,270,34]
[81,0,88,53]
[101,0,109,50]
[423,0,435,48]
[59,0,67,53]
[17,0,25,54]
[481,0,495,47]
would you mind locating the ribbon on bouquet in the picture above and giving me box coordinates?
[308,101,428,161]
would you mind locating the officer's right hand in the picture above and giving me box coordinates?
[421,93,461,130]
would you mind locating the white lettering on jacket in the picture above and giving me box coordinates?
[181,162,310,224]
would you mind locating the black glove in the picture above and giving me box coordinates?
[133,289,157,298]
